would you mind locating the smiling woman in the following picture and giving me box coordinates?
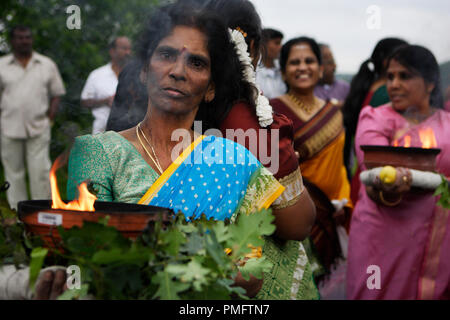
[270,36,353,283]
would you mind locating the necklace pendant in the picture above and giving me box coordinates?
[288,93,314,115]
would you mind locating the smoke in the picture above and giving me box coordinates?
[106,59,148,132]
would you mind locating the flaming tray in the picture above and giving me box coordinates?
[18,200,173,248]
[360,145,441,172]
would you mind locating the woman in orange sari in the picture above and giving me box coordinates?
[270,37,352,283]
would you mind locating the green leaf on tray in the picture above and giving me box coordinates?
[159,227,186,257]
[226,209,275,258]
[29,247,48,290]
[98,215,110,226]
[239,256,273,281]
[4,207,276,299]
[166,259,210,291]
[91,247,149,266]
[152,270,190,300]
[57,284,89,300]
[434,175,450,209]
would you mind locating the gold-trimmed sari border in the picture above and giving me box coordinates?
[138,135,206,205]
[272,167,305,210]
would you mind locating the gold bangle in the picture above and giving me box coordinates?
[379,190,403,206]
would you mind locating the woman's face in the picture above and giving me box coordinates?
[282,43,323,94]
[144,26,215,116]
[387,59,433,113]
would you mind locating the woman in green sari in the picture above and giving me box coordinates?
[65,1,301,299]
[0,1,314,300]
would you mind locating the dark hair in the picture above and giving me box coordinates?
[278,36,322,92]
[205,0,262,55]
[109,37,122,50]
[135,1,253,131]
[388,45,443,109]
[202,0,262,120]
[9,25,31,40]
[342,38,407,137]
[106,59,148,132]
[262,28,284,42]
[318,43,330,54]
[341,38,407,171]
[280,36,322,73]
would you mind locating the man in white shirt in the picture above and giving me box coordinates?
[81,36,131,134]
[256,28,287,100]
[0,25,65,209]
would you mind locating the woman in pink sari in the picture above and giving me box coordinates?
[347,45,450,299]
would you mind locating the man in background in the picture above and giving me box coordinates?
[0,25,65,210]
[314,43,350,107]
[81,36,131,134]
[256,28,286,99]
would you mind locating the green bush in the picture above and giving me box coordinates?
[0,0,161,201]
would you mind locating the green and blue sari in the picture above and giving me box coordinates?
[68,131,283,219]
[138,134,284,220]
[67,131,318,300]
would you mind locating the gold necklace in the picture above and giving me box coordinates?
[287,93,316,115]
[136,123,164,175]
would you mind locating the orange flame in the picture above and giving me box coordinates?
[404,135,411,148]
[394,135,411,147]
[50,153,97,211]
[419,128,437,149]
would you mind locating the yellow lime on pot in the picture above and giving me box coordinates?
[380,166,397,185]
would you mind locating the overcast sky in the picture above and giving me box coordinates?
[251,0,450,74]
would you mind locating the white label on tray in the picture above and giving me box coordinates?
[38,212,63,226]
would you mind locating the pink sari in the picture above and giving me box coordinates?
[347,104,450,300]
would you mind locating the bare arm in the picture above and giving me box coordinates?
[233,271,263,298]
[272,189,316,241]
[47,96,61,121]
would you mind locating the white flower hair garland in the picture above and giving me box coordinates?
[229,28,273,127]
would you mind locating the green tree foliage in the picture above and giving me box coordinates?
[0,0,160,159]
[0,0,161,201]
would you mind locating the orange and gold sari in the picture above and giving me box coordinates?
[271,95,352,279]
[271,95,352,210]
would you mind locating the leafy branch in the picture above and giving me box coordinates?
[434,175,450,209]
[16,209,275,300]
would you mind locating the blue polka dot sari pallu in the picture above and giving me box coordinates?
[138,135,285,221]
